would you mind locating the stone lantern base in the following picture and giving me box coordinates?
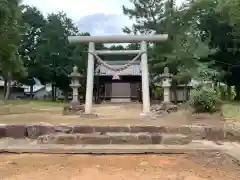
[161,101,177,112]
[80,113,98,119]
[62,103,98,118]
[151,102,178,113]
[62,103,84,115]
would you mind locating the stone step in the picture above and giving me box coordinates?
[37,132,192,145]
[1,124,231,142]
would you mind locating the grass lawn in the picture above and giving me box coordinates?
[222,102,240,125]
[4,100,65,107]
[0,100,64,115]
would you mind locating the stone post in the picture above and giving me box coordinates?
[161,67,172,103]
[140,41,151,114]
[85,42,95,114]
[69,66,82,105]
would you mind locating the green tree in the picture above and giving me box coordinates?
[19,5,46,99]
[123,0,214,102]
[122,0,169,34]
[0,0,26,99]
[35,12,80,100]
[186,0,240,100]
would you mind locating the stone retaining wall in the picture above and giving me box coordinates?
[0,124,239,141]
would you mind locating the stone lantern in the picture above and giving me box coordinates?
[149,67,177,118]
[63,65,83,115]
[161,67,172,103]
[69,66,82,105]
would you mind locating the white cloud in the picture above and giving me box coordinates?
[22,0,186,35]
[22,0,133,35]
[22,0,131,20]
[77,13,130,35]
[23,0,185,19]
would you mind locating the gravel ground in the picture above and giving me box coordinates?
[0,153,239,180]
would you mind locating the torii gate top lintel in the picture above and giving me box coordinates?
[68,34,168,44]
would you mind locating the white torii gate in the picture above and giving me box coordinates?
[68,34,168,115]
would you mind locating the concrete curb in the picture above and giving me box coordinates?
[0,144,220,154]
[1,140,240,165]
[225,151,240,165]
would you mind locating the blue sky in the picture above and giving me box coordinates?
[22,0,185,35]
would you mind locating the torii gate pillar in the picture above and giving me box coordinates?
[68,34,168,115]
[140,41,150,114]
[85,42,95,114]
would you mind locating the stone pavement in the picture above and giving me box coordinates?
[0,138,235,154]
[0,139,217,153]
[1,138,240,164]
[218,142,240,165]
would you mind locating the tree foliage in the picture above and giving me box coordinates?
[1,0,240,102]
[18,5,46,96]
[0,0,26,99]
[122,0,240,101]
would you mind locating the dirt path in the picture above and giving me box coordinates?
[0,103,229,127]
[0,104,189,125]
[0,153,239,180]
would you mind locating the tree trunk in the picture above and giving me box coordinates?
[235,84,240,101]
[184,85,188,102]
[171,80,178,104]
[227,85,232,100]
[51,84,56,101]
[64,91,68,102]
[54,86,57,100]
[3,79,7,97]
[30,85,34,100]
[172,87,177,104]
[4,72,12,100]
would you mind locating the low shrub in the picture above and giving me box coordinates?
[189,87,222,113]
